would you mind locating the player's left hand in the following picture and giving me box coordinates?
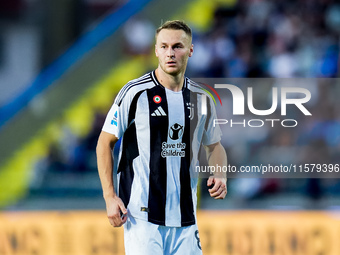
[207,176,227,199]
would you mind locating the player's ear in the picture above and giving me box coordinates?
[155,44,159,57]
[189,44,194,57]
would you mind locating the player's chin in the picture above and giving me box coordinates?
[164,66,181,74]
[165,68,177,73]
[167,70,183,77]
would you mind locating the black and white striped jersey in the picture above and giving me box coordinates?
[102,71,221,227]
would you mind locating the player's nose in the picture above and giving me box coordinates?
[167,47,175,57]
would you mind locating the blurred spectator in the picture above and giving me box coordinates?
[122,17,155,55]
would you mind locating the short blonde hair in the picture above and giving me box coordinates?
[156,20,192,39]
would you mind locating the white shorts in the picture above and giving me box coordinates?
[123,214,203,255]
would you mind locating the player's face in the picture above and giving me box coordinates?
[155,29,193,76]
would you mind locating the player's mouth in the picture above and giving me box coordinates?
[166,61,177,66]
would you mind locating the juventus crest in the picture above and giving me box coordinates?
[186,102,194,120]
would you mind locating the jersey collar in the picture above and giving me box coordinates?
[151,70,188,91]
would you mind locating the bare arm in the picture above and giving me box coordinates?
[96,131,127,227]
[204,141,228,199]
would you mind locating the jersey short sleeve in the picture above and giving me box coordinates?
[202,95,222,146]
[102,73,154,138]
[102,94,130,139]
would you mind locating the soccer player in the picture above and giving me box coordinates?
[96,20,227,255]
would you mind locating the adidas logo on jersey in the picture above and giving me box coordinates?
[151,106,167,116]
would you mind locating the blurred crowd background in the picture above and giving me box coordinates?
[1,0,340,211]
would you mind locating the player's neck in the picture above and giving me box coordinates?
[155,68,184,92]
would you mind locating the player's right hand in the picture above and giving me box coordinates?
[105,195,128,227]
